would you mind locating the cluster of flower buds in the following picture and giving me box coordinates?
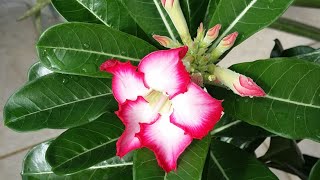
[153,0,265,98]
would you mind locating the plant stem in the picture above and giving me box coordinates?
[270,18,320,41]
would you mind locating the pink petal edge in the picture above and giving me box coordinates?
[170,82,223,139]
[136,115,193,172]
[116,96,160,157]
[100,60,149,104]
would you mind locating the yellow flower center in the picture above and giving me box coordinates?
[145,90,172,115]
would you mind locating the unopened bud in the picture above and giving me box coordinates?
[214,66,266,97]
[153,35,177,48]
[195,23,205,42]
[211,32,238,60]
[161,0,192,45]
[203,24,221,45]
[161,0,174,8]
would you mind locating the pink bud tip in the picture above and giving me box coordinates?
[153,35,171,47]
[197,22,204,33]
[222,32,238,47]
[207,24,221,39]
[161,0,174,7]
[234,75,266,97]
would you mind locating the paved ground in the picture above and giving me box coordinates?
[0,1,319,179]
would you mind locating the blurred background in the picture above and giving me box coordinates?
[0,0,319,179]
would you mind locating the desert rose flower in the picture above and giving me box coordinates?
[214,66,266,97]
[100,47,223,172]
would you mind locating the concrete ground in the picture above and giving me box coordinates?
[0,0,319,179]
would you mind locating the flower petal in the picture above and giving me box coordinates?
[116,97,159,157]
[100,60,149,104]
[137,115,192,172]
[138,47,190,98]
[170,82,223,139]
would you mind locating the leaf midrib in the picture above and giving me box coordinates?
[37,46,140,62]
[211,0,258,48]
[52,138,119,171]
[23,162,133,175]
[210,151,230,180]
[6,93,112,124]
[265,95,320,109]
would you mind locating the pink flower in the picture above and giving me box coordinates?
[214,66,266,97]
[100,47,223,172]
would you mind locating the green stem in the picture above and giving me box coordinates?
[293,0,320,8]
[270,18,320,41]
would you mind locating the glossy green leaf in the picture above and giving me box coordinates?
[28,62,53,81]
[46,113,125,174]
[261,137,304,168]
[37,22,157,77]
[212,59,320,141]
[120,0,179,41]
[134,136,210,180]
[4,74,116,131]
[208,0,294,48]
[22,141,133,180]
[309,160,320,180]
[260,137,307,179]
[203,0,221,28]
[211,114,273,137]
[51,0,147,39]
[179,0,210,36]
[270,39,284,58]
[281,46,315,58]
[294,49,320,64]
[207,140,278,180]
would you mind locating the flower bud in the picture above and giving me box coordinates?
[153,35,177,48]
[214,66,266,97]
[195,23,205,42]
[203,24,221,45]
[211,32,238,60]
[161,0,191,45]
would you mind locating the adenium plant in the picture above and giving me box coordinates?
[3,0,320,179]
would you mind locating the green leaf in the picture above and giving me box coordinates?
[22,141,133,180]
[281,46,315,58]
[260,137,307,179]
[309,160,320,180]
[212,59,320,141]
[208,0,294,48]
[270,18,320,42]
[37,22,157,77]
[134,136,210,180]
[4,73,116,131]
[261,137,304,168]
[179,0,210,36]
[270,39,284,58]
[211,114,273,137]
[294,49,320,64]
[207,140,278,180]
[51,0,147,39]
[28,62,53,81]
[46,113,126,174]
[203,0,221,28]
[293,0,320,8]
[120,0,179,41]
